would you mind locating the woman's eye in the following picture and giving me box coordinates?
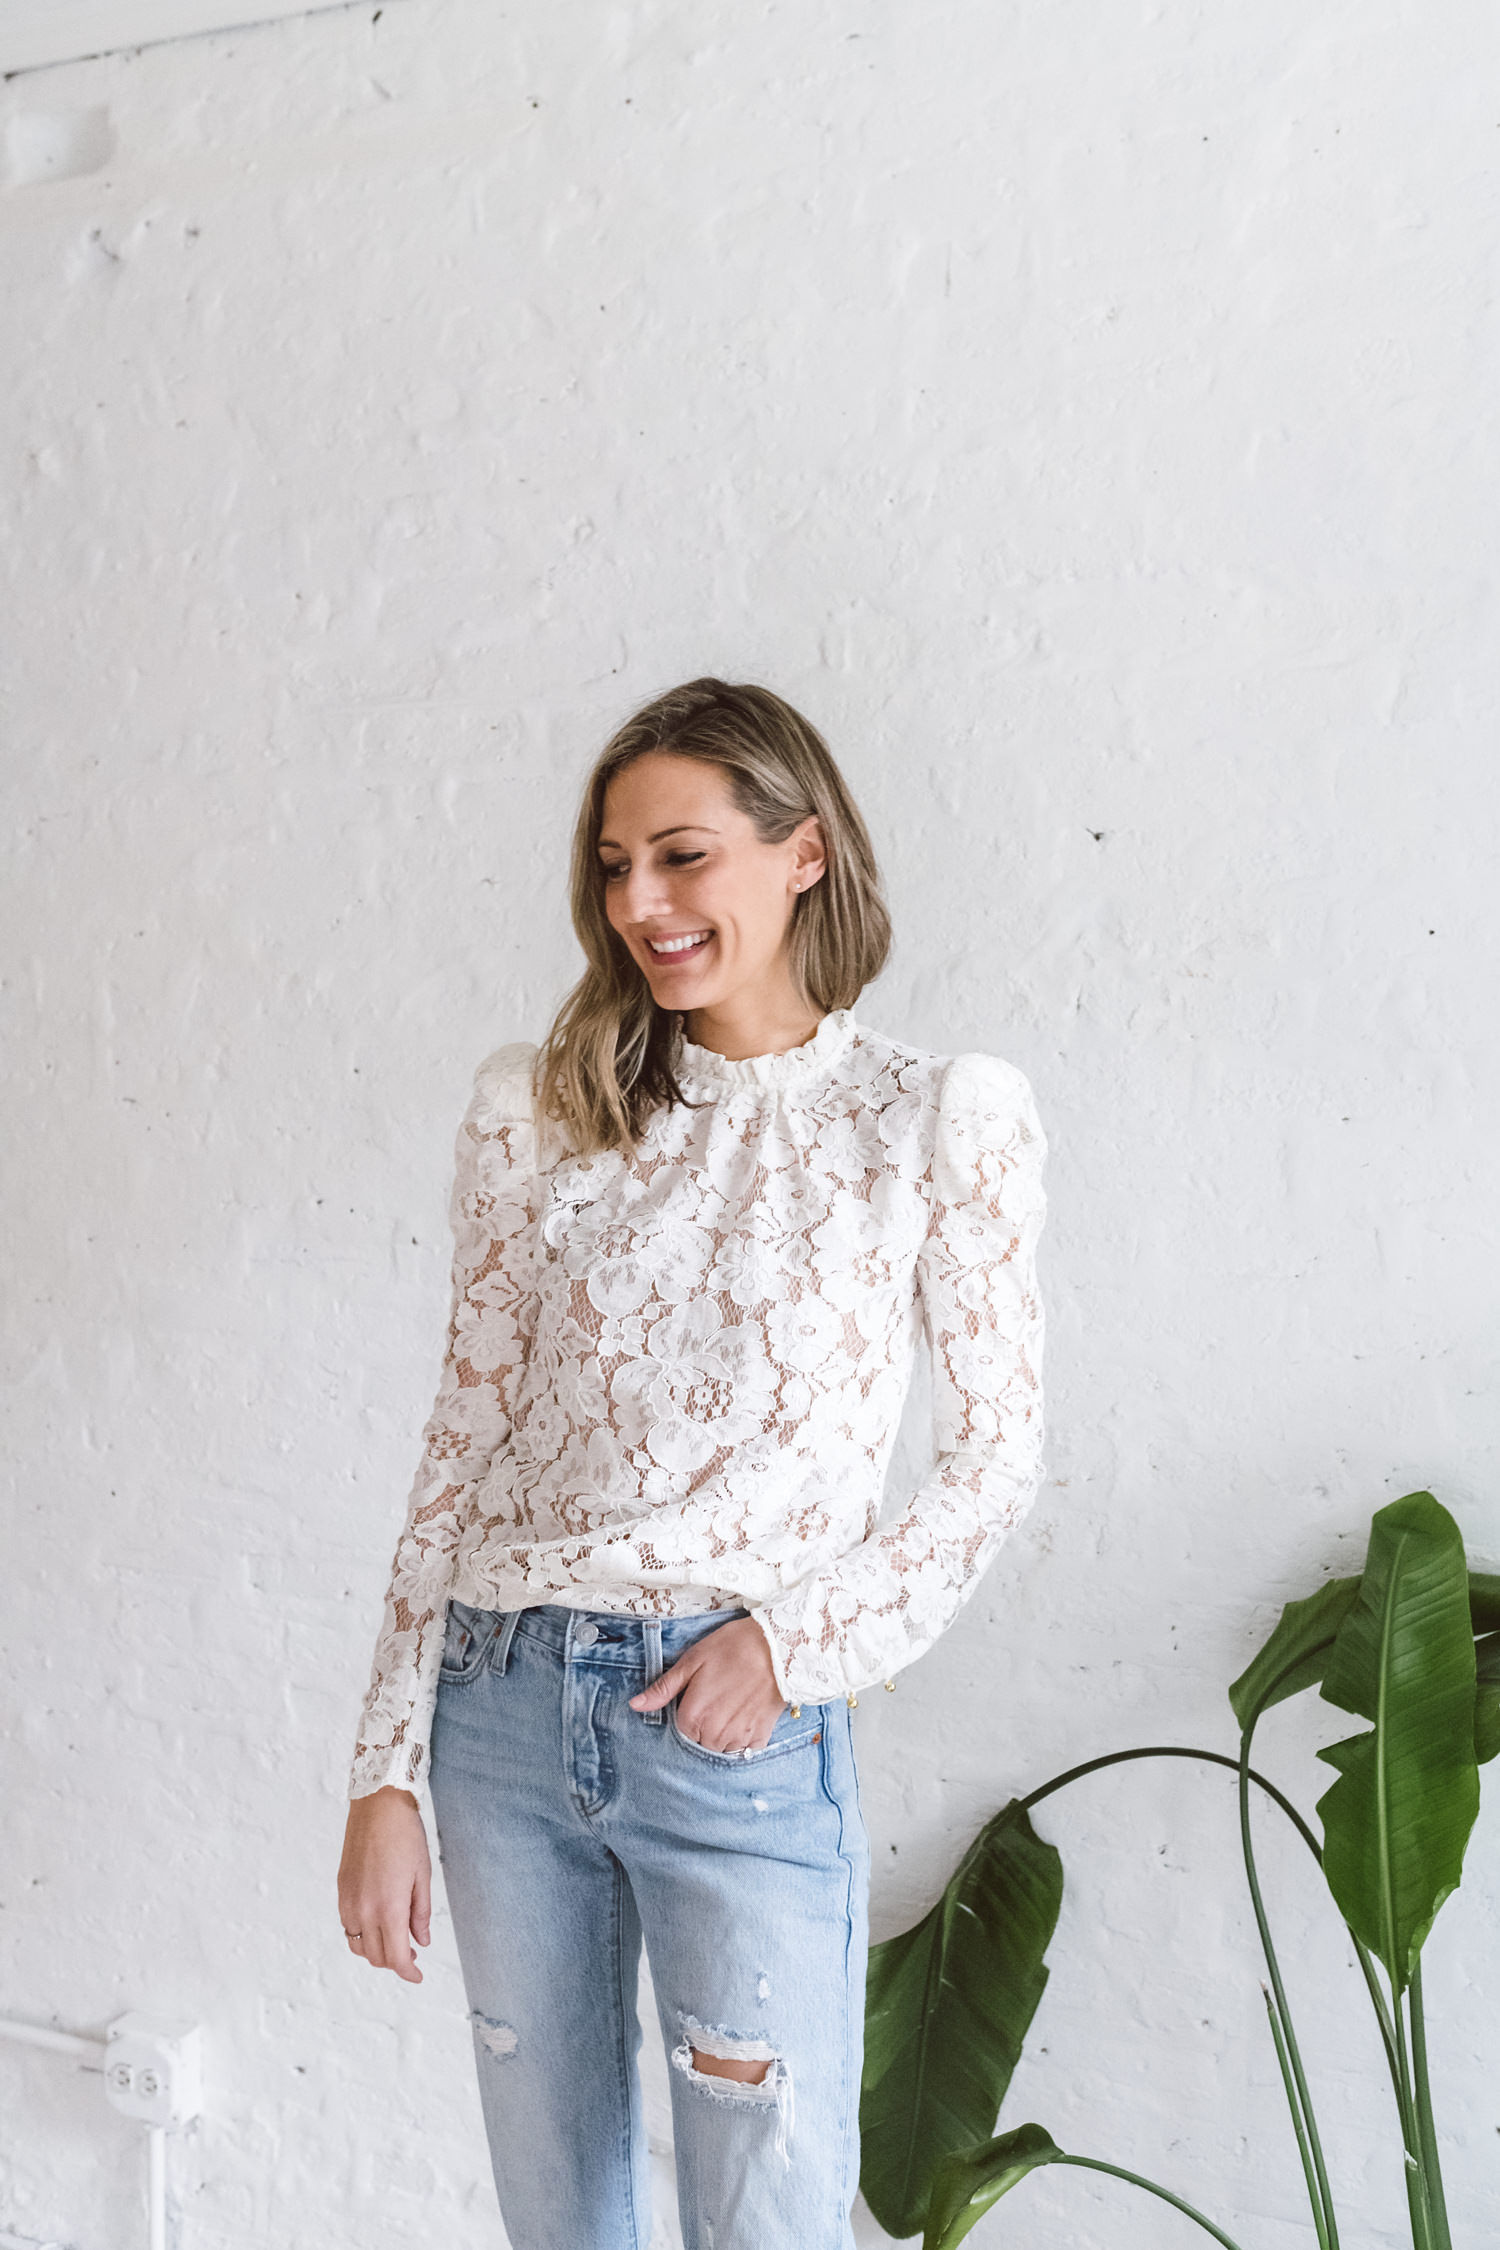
[600,851,705,882]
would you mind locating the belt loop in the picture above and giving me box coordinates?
[641,1616,665,1726]
[491,1610,522,1674]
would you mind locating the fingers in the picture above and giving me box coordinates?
[628,1626,787,1749]
[360,1920,423,1982]
[385,1921,424,1982]
[345,1911,424,1980]
[676,1678,785,1753]
[680,1704,773,1752]
[342,1915,419,1979]
[338,1793,430,1981]
[628,1648,697,1710]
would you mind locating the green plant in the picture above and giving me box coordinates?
[857,1490,1499,2248]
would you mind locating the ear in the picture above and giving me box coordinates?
[790,812,828,893]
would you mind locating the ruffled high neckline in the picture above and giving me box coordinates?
[674,1006,857,1093]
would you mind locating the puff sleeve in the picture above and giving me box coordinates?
[348,1042,542,1798]
[749,1050,1047,1706]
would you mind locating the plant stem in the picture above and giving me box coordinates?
[1259,1983,1329,2249]
[1022,1744,1314,1842]
[1391,1975,1434,2250]
[1053,2154,1247,2249]
[1408,1958,1452,2250]
[1351,1928,1401,2094]
[1021,1740,1408,2231]
[1023,1743,1402,2087]
[1239,1724,1340,2247]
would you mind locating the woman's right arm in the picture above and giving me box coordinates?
[339,1042,540,1978]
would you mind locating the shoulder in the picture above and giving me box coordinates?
[469,1040,542,1127]
[929,1053,1046,1222]
[847,1021,1042,1136]
[937,1049,1043,1138]
[849,1026,1044,1213]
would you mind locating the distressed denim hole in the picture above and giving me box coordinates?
[671,2010,795,2165]
[471,2009,519,2060]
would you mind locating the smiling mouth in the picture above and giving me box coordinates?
[645,929,715,962]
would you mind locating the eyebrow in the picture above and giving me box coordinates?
[596,825,720,851]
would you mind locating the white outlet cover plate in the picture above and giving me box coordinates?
[103,2011,203,2125]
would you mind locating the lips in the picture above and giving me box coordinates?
[645,929,715,961]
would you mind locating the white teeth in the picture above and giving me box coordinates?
[648,930,713,955]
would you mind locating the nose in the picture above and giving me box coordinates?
[615,864,675,932]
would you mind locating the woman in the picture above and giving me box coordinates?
[337,677,1047,2250]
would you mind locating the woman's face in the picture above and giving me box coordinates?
[597,752,825,1017]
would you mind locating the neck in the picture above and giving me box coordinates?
[680,995,825,1062]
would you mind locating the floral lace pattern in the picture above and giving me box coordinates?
[350,1007,1046,1796]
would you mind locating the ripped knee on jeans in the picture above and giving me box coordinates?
[670,2011,795,2165]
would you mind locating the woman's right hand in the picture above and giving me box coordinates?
[337,1786,432,1983]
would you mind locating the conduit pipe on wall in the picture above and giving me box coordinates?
[0,2013,197,2250]
[0,2020,106,2062]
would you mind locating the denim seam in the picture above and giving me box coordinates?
[818,1708,860,2241]
[611,1851,647,2250]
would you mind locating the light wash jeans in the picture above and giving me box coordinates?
[427,1598,871,2250]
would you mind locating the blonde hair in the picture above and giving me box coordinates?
[530,677,891,1157]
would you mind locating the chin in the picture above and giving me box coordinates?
[656,980,723,1009]
[644,960,728,1003]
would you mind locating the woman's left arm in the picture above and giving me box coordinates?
[349,1044,541,1798]
[749,1050,1048,1708]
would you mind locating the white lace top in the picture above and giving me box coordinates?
[349,1006,1047,1798]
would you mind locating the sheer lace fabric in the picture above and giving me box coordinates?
[350,1008,1046,1797]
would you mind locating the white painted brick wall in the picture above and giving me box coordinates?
[2,2,1497,2245]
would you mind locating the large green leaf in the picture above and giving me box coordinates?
[1229,1562,1500,1765]
[923,2125,1247,2250]
[1474,1631,1500,1765]
[923,2122,1062,2250]
[859,1799,1063,2239]
[1470,1575,1500,1763]
[1228,1575,1362,1731]
[1315,1492,1480,1990]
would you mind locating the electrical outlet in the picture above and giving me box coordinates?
[103,2012,203,2126]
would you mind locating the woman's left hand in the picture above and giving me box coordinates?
[629,1616,787,1751]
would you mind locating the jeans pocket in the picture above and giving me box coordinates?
[439,1600,500,1684]
[667,1697,826,1766]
